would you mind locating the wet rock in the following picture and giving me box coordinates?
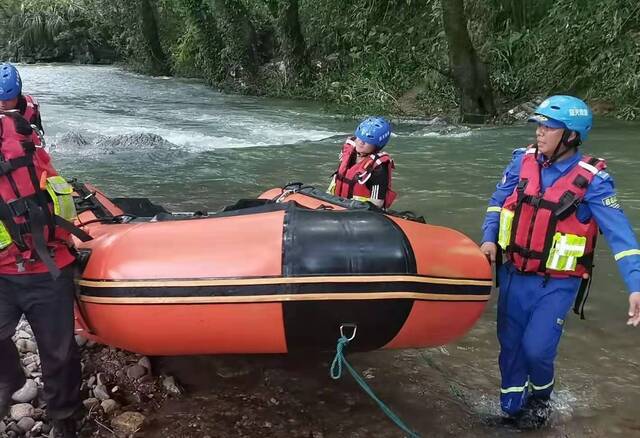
[216,364,251,379]
[93,133,178,154]
[75,335,88,347]
[86,375,96,388]
[25,362,39,375]
[0,421,5,433]
[311,432,324,438]
[111,411,145,434]
[101,399,119,415]
[11,379,38,403]
[126,365,147,379]
[426,117,448,126]
[41,422,51,434]
[83,398,100,410]
[22,354,38,366]
[93,384,110,401]
[14,330,31,340]
[33,408,45,420]
[56,131,91,149]
[96,372,107,386]
[16,416,34,433]
[9,403,34,421]
[162,376,182,395]
[138,356,152,372]
[138,374,154,384]
[85,340,97,348]
[31,421,43,434]
[16,339,38,354]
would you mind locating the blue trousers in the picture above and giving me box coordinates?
[497,263,581,415]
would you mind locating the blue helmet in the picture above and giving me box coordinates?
[0,63,22,101]
[355,116,391,150]
[528,95,593,141]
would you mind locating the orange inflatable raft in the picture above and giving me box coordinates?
[72,182,492,355]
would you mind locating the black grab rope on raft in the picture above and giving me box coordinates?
[277,182,426,223]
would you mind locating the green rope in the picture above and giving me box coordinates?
[330,336,421,438]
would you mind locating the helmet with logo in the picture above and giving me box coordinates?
[0,63,22,101]
[354,116,391,150]
[528,95,593,141]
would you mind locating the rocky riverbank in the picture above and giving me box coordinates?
[1,319,180,437]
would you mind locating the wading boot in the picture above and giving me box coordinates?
[515,397,551,430]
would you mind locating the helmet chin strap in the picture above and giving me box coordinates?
[539,130,581,167]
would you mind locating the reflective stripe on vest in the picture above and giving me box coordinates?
[497,208,514,250]
[45,176,77,221]
[546,232,587,271]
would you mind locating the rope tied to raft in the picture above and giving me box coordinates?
[330,324,421,438]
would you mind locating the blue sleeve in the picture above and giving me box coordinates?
[584,172,640,293]
[481,149,524,244]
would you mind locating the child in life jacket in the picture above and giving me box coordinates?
[328,116,396,208]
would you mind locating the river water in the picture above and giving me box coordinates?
[17,65,640,436]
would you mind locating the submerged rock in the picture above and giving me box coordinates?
[101,399,119,415]
[162,376,182,395]
[111,411,145,434]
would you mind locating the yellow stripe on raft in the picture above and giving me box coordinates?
[79,291,490,305]
[78,274,493,289]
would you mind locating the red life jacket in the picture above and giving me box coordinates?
[0,112,90,275]
[501,148,606,278]
[333,137,397,208]
[20,95,40,126]
[19,95,43,146]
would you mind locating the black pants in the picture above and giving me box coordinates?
[0,265,81,420]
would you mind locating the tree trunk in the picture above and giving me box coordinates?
[276,0,307,83]
[139,0,170,75]
[208,0,260,80]
[441,0,496,123]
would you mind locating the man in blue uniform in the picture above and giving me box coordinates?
[479,95,640,428]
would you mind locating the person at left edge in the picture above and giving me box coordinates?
[0,63,45,143]
[0,110,92,437]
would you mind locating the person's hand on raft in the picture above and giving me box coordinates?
[628,292,640,327]
[480,242,497,264]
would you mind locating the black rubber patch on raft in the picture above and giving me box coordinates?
[282,208,417,276]
[281,208,417,351]
[282,299,414,352]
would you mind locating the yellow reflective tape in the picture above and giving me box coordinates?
[498,209,514,250]
[0,222,12,249]
[352,195,370,203]
[530,379,554,391]
[500,381,529,394]
[614,249,640,261]
[487,206,502,213]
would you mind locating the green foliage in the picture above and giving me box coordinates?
[0,0,114,62]
[476,0,640,119]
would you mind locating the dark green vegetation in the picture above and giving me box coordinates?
[1,0,639,120]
